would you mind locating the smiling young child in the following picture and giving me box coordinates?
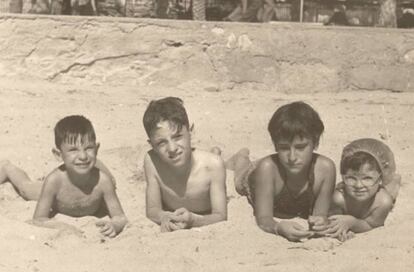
[32,115,127,238]
[143,97,227,232]
[325,138,401,241]
[228,101,336,241]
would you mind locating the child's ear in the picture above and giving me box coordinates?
[190,123,195,135]
[52,148,62,162]
[95,142,100,154]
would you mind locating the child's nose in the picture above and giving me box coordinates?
[167,141,178,153]
[78,150,88,160]
[354,179,364,187]
[288,149,297,162]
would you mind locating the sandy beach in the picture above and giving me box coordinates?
[1,79,414,271]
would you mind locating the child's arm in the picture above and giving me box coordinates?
[383,173,401,202]
[348,191,393,232]
[97,174,128,237]
[254,158,313,241]
[253,159,277,234]
[33,176,59,221]
[176,155,227,228]
[32,175,83,236]
[144,154,181,231]
[326,190,393,240]
[308,158,336,232]
[95,159,116,186]
[328,190,346,216]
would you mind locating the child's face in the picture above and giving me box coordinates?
[275,135,315,175]
[53,137,99,175]
[343,163,381,202]
[149,120,192,169]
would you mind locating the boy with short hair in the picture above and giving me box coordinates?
[229,101,336,241]
[33,115,127,238]
[143,97,227,232]
[325,138,400,241]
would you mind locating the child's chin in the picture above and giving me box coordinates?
[73,165,94,173]
[350,193,372,201]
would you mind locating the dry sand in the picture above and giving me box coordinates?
[1,79,414,271]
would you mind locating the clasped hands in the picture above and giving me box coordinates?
[160,208,193,232]
[276,215,355,242]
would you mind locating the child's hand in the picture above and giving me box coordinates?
[160,212,185,232]
[308,215,330,232]
[173,207,194,229]
[276,221,314,242]
[324,215,356,241]
[96,221,117,238]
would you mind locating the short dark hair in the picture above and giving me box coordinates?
[54,115,96,149]
[268,101,324,146]
[143,97,190,137]
[340,152,381,175]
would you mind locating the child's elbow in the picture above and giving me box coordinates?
[31,217,50,227]
[146,209,160,225]
[219,212,227,222]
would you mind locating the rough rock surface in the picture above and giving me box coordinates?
[1,14,414,92]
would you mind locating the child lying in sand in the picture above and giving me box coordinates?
[228,101,336,242]
[324,138,401,241]
[29,115,127,237]
[143,97,227,232]
[1,116,126,237]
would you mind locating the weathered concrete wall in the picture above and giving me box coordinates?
[1,14,414,92]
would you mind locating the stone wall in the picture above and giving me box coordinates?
[1,14,414,92]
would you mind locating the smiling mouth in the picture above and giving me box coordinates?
[354,191,367,195]
[169,153,182,160]
[75,163,90,168]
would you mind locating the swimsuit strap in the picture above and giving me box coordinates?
[306,153,318,214]
[307,153,318,195]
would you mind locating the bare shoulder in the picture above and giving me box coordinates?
[43,167,64,188]
[144,150,156,168]
[314,154,336,173]
[193,149,224,170]
[373,188,394,211]
[332,189,346,207]
[97,168,116,191]
[254,155,279,176]
[143,151,159,178]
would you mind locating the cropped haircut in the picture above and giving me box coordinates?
[340,152,381,175]
[143,97,190,137]
[54,115,96,149]
[268,101,324,146]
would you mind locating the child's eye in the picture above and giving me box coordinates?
[276,145,289,151]
[173,134,183,140]
[156,141,166,147]
[362,177,374,182]
[296,144,307,150]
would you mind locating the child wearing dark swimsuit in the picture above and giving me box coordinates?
[227,101,336,242]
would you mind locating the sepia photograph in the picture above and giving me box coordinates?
[0,0,413,271]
